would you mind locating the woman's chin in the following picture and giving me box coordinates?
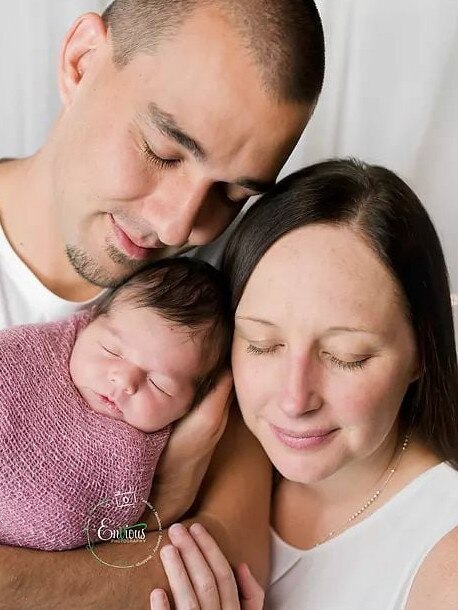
[273,458,335,485]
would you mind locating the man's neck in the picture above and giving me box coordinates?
[0,154,102,302]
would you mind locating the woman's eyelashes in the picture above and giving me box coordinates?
[246,343,283,356]
[245,342,370,371]
[324,353,370,371]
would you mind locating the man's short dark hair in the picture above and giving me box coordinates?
[94,257,233,407]
[102,0,325,104]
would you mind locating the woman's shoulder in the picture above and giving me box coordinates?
[405,525,458,610]
[402,462,458,609]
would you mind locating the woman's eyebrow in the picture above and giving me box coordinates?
[324,326,378,336]
[235,316,277,327]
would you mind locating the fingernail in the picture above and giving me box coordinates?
[151,589,167,608]
[151,589,166,601]
[189,523,205,536]
[160,544,176,559]
[168,523,186,540]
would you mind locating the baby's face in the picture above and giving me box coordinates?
[70,305,207,432]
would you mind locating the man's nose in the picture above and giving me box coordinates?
[279,356,323,418]
[147,177,212,247]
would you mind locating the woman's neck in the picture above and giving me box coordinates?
[272,438,440,550]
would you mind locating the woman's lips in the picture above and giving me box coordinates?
[271,424,338,450]
[109,214,154,260]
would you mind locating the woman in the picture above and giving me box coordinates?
[150,159,458,609]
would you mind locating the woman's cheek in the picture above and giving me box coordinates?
[334,370,400,447]
[336,381,377,422]
[232,350,272,425]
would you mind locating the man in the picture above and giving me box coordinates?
[0,0,324,607]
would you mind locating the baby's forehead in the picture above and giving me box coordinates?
[103,304,214,368]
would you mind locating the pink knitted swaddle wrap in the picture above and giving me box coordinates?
[0,311,171,550]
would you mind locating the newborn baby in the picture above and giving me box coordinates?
[0,258,231,550]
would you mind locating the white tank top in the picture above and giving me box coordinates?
[0,220,104,329]
[267,463,458,610]
[0,211,219,329]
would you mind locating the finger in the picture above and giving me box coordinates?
[150,589,171,610]
[188,523,241,610]
[159,544,200,610]
[234,564,265,610]
[168,523,221,610]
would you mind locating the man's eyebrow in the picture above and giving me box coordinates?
[146,102,207,161]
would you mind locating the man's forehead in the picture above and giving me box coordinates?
[120,9,306,126]
[117,21,310,179]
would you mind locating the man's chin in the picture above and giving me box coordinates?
[65,244,146,288]
[66,242,191,288]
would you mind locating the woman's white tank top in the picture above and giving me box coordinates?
[267,463,458,610]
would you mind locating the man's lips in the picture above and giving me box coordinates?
[109,214,162,260]
[270,424,338,450]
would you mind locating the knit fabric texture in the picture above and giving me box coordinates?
[0,311,171,550]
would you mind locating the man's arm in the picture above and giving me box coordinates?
[0,410,272,610]
[146,375,233,530]
[190,408,273,587]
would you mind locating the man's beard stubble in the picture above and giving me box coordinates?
[65,242,147,288]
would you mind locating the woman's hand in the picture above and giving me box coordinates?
[150,523,265,610]
[148,373,234,527]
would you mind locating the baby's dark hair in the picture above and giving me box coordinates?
[93,257,233,407]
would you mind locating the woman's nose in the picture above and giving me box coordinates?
[279,356,323,417]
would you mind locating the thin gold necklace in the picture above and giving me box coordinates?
[315,434,410,547]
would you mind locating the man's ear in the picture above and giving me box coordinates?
[58,13,108,108]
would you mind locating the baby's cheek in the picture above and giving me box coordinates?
[69,349,87,389]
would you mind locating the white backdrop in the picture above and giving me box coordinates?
[0,0,457,333]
